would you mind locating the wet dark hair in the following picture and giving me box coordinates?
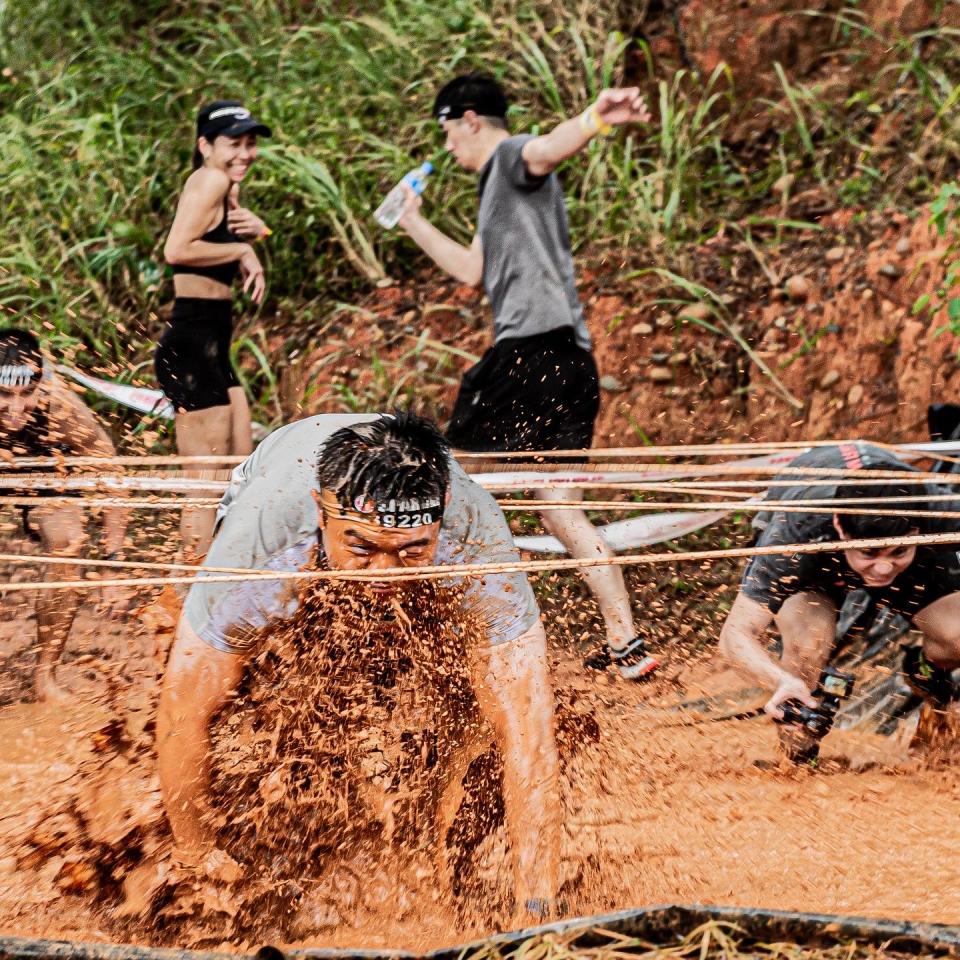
[317,412,451,508]
[0,327,42,370]
[433,72,509,129]
[835,474,927,538]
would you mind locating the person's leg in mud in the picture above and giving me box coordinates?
[535,486,637,649]
[175,388,251,561]
[912,592,960,712]
[31,501,86,703]
[175,404,234,562]
[227,385,253,457]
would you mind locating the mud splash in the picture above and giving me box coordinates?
[1,578,960,949]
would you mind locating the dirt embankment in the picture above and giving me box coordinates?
[264,202,958,449]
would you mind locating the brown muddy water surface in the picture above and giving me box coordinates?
[0,574,959,953]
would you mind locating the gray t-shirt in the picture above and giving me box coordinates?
[477,134,591,351]
[183,414,540,654]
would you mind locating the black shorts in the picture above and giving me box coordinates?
[155,297,240,413]
[445,327,600,454]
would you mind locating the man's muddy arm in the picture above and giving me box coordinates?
[471,620,560,918]
[718,592,817,717]
[157,617,245,865]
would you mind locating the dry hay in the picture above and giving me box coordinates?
[464,919,956,960]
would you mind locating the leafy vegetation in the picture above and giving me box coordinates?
[0,0,958,424]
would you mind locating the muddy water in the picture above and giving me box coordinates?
[0,579,958,950]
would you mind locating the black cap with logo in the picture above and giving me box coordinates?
[433,73,509,123]
[196,100,272,141]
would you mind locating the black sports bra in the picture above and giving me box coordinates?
[171,198,241,287]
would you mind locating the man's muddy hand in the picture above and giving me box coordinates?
[764,674,818,720]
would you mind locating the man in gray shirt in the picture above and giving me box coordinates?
[398,73,657,679]
[157,412,559,923]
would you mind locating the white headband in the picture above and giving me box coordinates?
[0,365,38,388]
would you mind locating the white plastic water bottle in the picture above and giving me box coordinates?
[374,161,434,229]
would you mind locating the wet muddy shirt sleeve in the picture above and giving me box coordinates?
[741,513,835,612]
[186,540,312,654]
[442,466,539,645]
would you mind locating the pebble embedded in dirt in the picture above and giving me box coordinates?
[677,303,711,322]
[825,246,848,263]
[820,370,841,388]
[772,173,795,195]
[600,374,627,392]
[670,352,689,365]
[785,275,810,301]
[630,322,654,336]
[847,384,864,405]
[649,366,673,383]
[655,313,673,328]
[878,262,901,278]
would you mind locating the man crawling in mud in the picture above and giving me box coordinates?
[157,412,560,923]
[719,441,960,755]
[0,327,128,702]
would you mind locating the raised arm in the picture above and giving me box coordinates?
[521,87,650,177]
[718,592,818,718]
[157,616,246,877]
[469,620,560,923]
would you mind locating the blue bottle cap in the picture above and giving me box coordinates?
[421,161,434,175]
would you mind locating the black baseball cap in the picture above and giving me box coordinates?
[433,73,508,123]
[196,100,272,141]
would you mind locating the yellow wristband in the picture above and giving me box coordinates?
[579,104,612,137]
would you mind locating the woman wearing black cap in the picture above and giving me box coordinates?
[159,100,271,558]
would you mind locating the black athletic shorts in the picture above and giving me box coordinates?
[446,326,600,454]
[155,297,240,413]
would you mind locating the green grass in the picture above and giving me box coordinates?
[0,0,958,427]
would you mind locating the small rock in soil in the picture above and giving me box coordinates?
[649,367,673,383]
[670,352,689,365]
[820,370,840,389]
[825,247,847,263]
[847,384,864,405]
[651,351,670,363]
[630,322,654,336]
[772,173,795,195]
[895,238,911,256]
[655,313,674,329]
[677,302,711,322]
[878,262,901,278]
[600,375,627,392]
[785,275,810,301]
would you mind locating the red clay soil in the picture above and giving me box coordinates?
[259,202,959,454]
